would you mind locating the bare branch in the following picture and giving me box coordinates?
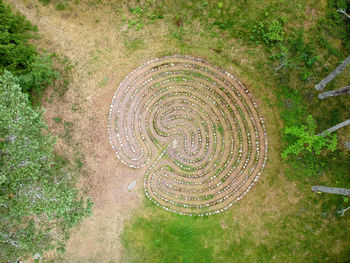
[311,185,350,196]
[18,160,30,168]
[337,206,350,216]
[0,232,20,247]
[318,85,350,99]
[7,135,17,143]
[315,55,350,91]
[337,8,350,19]
[274,61,286,73]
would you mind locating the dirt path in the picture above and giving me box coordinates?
[5,1,145,262]
[108,55,268,216]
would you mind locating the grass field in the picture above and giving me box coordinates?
[4,0,350,262]
[117,2,350,261]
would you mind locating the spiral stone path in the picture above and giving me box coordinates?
[108,55,268,216]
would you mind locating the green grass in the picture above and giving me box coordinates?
[39,0,70,10]
[62,120,74,143]
[123,38,144,52]
[28,0,350,261]
[117,0,350,261]
[122,197,350,263]
[53,117,62,123]
[217,124,224,135]
[55,2,65,10]
[173,159,196,172]
[98,76,109,88]
[122,211,214,263]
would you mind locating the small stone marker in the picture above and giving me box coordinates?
[128,181,136,190]
[172,139,178,149]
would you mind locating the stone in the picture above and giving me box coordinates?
[128,181,137,190]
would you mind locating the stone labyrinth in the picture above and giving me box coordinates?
[108,55,268,216]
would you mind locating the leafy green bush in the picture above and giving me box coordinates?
[250,19,285,45]
[282,115,338,158]
[38,0,70,10]
[0,71,92,262]
[263,19,285,44]
[267,30,318,82]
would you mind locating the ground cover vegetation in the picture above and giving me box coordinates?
[113,0,350,262]
[0,1,92,261]
[6,0,350,262]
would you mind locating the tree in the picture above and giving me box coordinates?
[314,54,350,138]
[311,186,350,196]
[318,85,350,99]
[314,55,350,91]
[312,31,350,211]
[318,118,350,135]
[0,71,92,262]
[311,185,350,216]
[0,0,36,76]
[0,0,59,100]
[282,115,337,159]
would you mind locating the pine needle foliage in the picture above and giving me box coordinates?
[0,71,92,262]
[0,0,59,100]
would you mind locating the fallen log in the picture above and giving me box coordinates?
[312,185,350,196]
[318,85,350,99]
[315,55,350,91]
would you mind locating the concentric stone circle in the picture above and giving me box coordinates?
[108,55,268,216]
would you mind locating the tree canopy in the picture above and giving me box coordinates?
[0,71,92,261]
[0,0,58,100]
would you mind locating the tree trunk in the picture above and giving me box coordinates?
[315,55,350,91]
[345,142,350,150]
[318,85,350,99]
[312,185,350,196]
[317,118,350,135]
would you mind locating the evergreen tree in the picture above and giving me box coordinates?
[0,71,92,261]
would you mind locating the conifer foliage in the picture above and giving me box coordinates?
[0,1,91,260]
[0,71,92,262]
[0,0,58,99]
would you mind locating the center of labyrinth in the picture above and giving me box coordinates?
[108,55,268,216]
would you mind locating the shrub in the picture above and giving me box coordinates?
[282,115,338,158]
[263,20,285,44]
